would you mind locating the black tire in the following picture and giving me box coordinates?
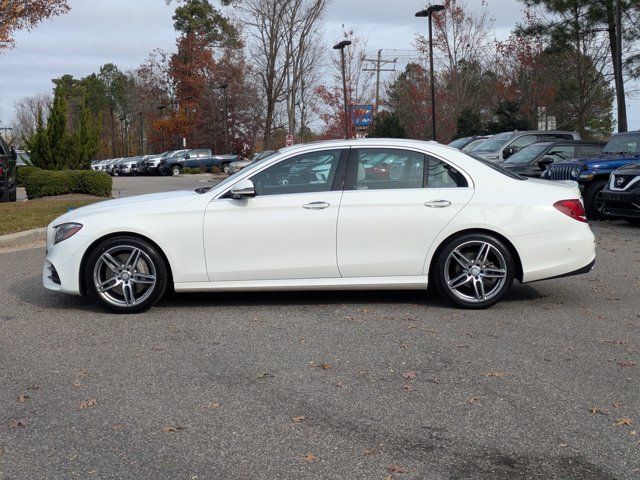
[433,233,515,309]
[584,180,608,220]
[9,183,17,202]
[626,218,640,226]
[84,236,168,314]
[171,165,181,176]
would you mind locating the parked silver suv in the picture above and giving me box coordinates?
[473,130,581,163]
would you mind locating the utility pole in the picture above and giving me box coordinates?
[615,0,627,132]
[138,112,144,155]
[363,49,397,114]
[333,40,352,140]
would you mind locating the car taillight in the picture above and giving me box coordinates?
[554,199,587,223]
[0,166,3,177]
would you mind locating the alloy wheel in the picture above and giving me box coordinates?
[443,240,508,303]
[92,245,157,308]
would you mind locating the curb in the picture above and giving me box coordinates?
[0,228,46,250]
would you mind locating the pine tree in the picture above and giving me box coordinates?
[71,99,101,170]
[368,112,407,138]
[46,89,73,169]
[26,108,51,169]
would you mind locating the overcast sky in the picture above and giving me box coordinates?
[0,0,637,131]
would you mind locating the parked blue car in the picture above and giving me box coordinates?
[544,131,640,218]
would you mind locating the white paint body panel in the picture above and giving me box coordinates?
[43,139,596,298]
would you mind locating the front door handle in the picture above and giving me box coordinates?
[424,200,451,208]
[303,201,330,210]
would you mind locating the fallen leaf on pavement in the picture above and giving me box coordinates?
[8,418,27,429]
[613,402,624,408]
[402,384,414,392]
[335,381,343,388]
[618,361,636,368]
[401,371,417,380]
[614,418,633,427]
[363,447,377,455]
[467,396,479,404]
[292,416,306,423]
[387,465,407,473]
[78,399,97,409]
[257,372,274,379]
[303,453,317,463]
[203,402,222,409]
[18,394,30,403]
[485,371,507,378]
[400,343,410,350]
[111,424,126,431]
[162,425,185,433]
[589,407,608,415]
[320,364,332,370]
[299,337,305,345]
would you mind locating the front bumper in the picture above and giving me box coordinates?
[604,189,640,219]
[43,231,93,295]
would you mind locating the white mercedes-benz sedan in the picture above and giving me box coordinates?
[43,139,596,313]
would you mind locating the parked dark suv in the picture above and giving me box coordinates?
[502,140,605,178]
[0,136,17,203]
[544,131,640,219]
[603,163,640,224]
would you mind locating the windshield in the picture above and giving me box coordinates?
[201,150,282,193]
[168,150,187,158]
[468,153,527,180]
[503,144,549,165]
[448,137,469,149]
[473,132,513,152]
[602,134,640,154]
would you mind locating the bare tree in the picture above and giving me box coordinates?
[12,92,52,142]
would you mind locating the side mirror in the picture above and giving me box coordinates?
[537,156,555,170]
[503,146,518,159]
[9,146,17,161]
[185,154,191,159]
[230,179,256,199]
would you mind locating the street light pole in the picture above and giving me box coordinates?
[416,4,445,142]
[218,84,230,153]
[333,40,352,140]
[138,112,144,155]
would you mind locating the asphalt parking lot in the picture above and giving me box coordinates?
[0,215,638,479]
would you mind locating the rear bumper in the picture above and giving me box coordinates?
[513,222,596,283]
[527,258,595,283]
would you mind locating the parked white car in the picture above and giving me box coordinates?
[43,139,595,313]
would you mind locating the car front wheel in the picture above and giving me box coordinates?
[584,180,607,220]
[85,236,168,313]
[433,233,515,309]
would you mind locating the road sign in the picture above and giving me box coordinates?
[286,134,294,147]
[352,105,374,129]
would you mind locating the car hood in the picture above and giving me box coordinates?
[612,162,640,175]
[51,190,200,225]
[553,153,640,167]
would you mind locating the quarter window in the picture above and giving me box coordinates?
[509,135,538,149]
[427,158,468,188]
[354,149,425,190]
[250,149,341,196]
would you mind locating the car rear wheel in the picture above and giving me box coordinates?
[171,165,181,176]
[584,180,607,220]
[433,233,515,309]
[9,183,17,202]
[85,236,168,313]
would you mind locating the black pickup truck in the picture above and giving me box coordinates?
[0,136,17,203]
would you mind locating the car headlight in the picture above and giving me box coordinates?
[570,167,581,178]
[54,223,83,245]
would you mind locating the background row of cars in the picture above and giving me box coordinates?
[91,149,250,177]
[449,130,640,223]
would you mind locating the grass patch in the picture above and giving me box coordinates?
[0,195,105,236]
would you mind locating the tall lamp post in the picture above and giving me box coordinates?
[217,84,230,153]
[333,40,352,140]
[416,4,445,142]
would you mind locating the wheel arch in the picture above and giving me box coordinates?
[427,228,524,284]
[78,231,175,296]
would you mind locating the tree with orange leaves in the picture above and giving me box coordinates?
[0,0,70,51]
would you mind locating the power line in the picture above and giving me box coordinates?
[363,49,398,113]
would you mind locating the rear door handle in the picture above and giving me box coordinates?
[303,201,330,210]
[424,200,451,208]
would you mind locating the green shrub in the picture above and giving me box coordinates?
[24,169,112,199]
[210,165,222,174]
[67,170,112,196]
[17,166,41,187]
[182,167,200,174]
[24,170,71,199]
